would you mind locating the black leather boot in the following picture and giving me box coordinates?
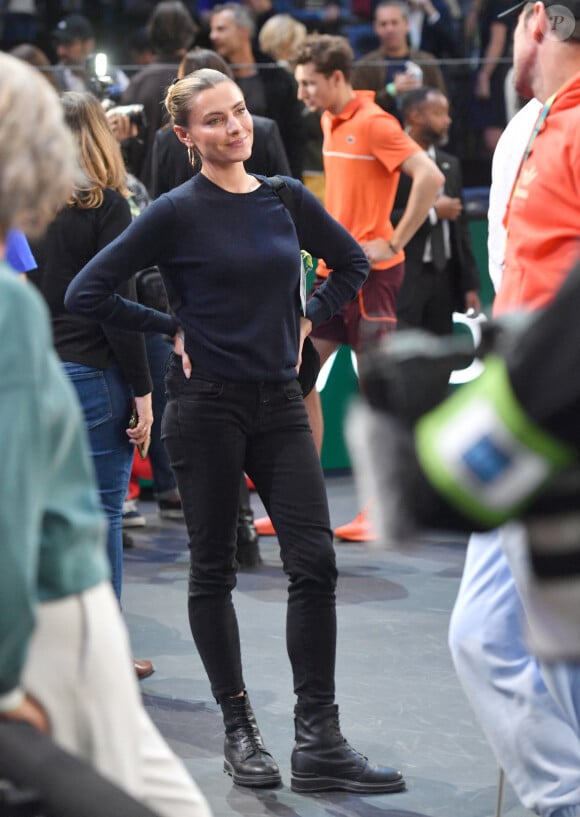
[291,704,405,793]
[220,692,281,788]
[236,479,262,570]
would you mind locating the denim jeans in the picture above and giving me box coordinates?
[63,362,134,602]
[145,333,177,499]
[162,354,338,705]
[449,529,580,817]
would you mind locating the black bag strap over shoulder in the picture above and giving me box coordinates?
[266,175,297,225]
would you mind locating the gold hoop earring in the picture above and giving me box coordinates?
[187,145,196,167]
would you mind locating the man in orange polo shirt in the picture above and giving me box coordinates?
[292,34,443,542]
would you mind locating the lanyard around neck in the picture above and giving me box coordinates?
[521,93,555,166]
[504,93,556,228]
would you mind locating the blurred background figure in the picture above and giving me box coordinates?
[52,14,95,91]
[209,2,306,177]
[121,0,200,191]
[0,0,39,50]
[394,87,480,398]
[126,25,157,65]
[405,0,461,57]
[352,0,447,120]
[9,41,57,87]
[121,177,186,531]
[258,13,307,67]
[51,14,97,91]
[257,13,325,202]
[244,0,277,41]
[5,229,37,277]
[49,12,130,98]
[467,0,514,156]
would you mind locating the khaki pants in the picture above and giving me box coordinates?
[23,582,212,817]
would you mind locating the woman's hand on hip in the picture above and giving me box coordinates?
[173,331,192,379]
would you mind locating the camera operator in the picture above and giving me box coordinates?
[52,14,129,99]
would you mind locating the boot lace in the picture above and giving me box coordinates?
[237,727,263,759]
[229,707,266,759]
[332,718,368,763]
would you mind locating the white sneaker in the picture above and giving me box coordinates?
[122,499,146,528]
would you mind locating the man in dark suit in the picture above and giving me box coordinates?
[393,87,480,392]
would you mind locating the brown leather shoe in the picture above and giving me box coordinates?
[134,659,155,680]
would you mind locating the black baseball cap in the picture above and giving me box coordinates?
[52,14,95,42]
[498,0,580,17]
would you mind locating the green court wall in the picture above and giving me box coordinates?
[319,215,494,472]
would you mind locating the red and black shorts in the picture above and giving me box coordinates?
[311,262,405,354]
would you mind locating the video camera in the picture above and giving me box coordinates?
[86,52,146,131]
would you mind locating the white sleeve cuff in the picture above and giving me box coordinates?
[0,687,25,713]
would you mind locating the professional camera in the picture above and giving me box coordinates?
[103,102,147,130]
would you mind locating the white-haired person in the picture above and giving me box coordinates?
[0,52,211,817]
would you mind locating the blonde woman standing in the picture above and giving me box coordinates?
[67,68,405,795]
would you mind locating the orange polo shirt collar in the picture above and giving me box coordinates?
[329,91,375,127]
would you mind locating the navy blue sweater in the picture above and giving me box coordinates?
[66,174,369,383]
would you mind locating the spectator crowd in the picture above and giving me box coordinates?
[2,0,520,186]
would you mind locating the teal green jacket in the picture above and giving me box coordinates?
[0,261,109,709]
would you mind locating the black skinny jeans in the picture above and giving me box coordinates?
[162,354,338,707]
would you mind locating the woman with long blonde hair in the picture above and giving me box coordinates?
[31,92,153,650]
[63,91,131,207]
